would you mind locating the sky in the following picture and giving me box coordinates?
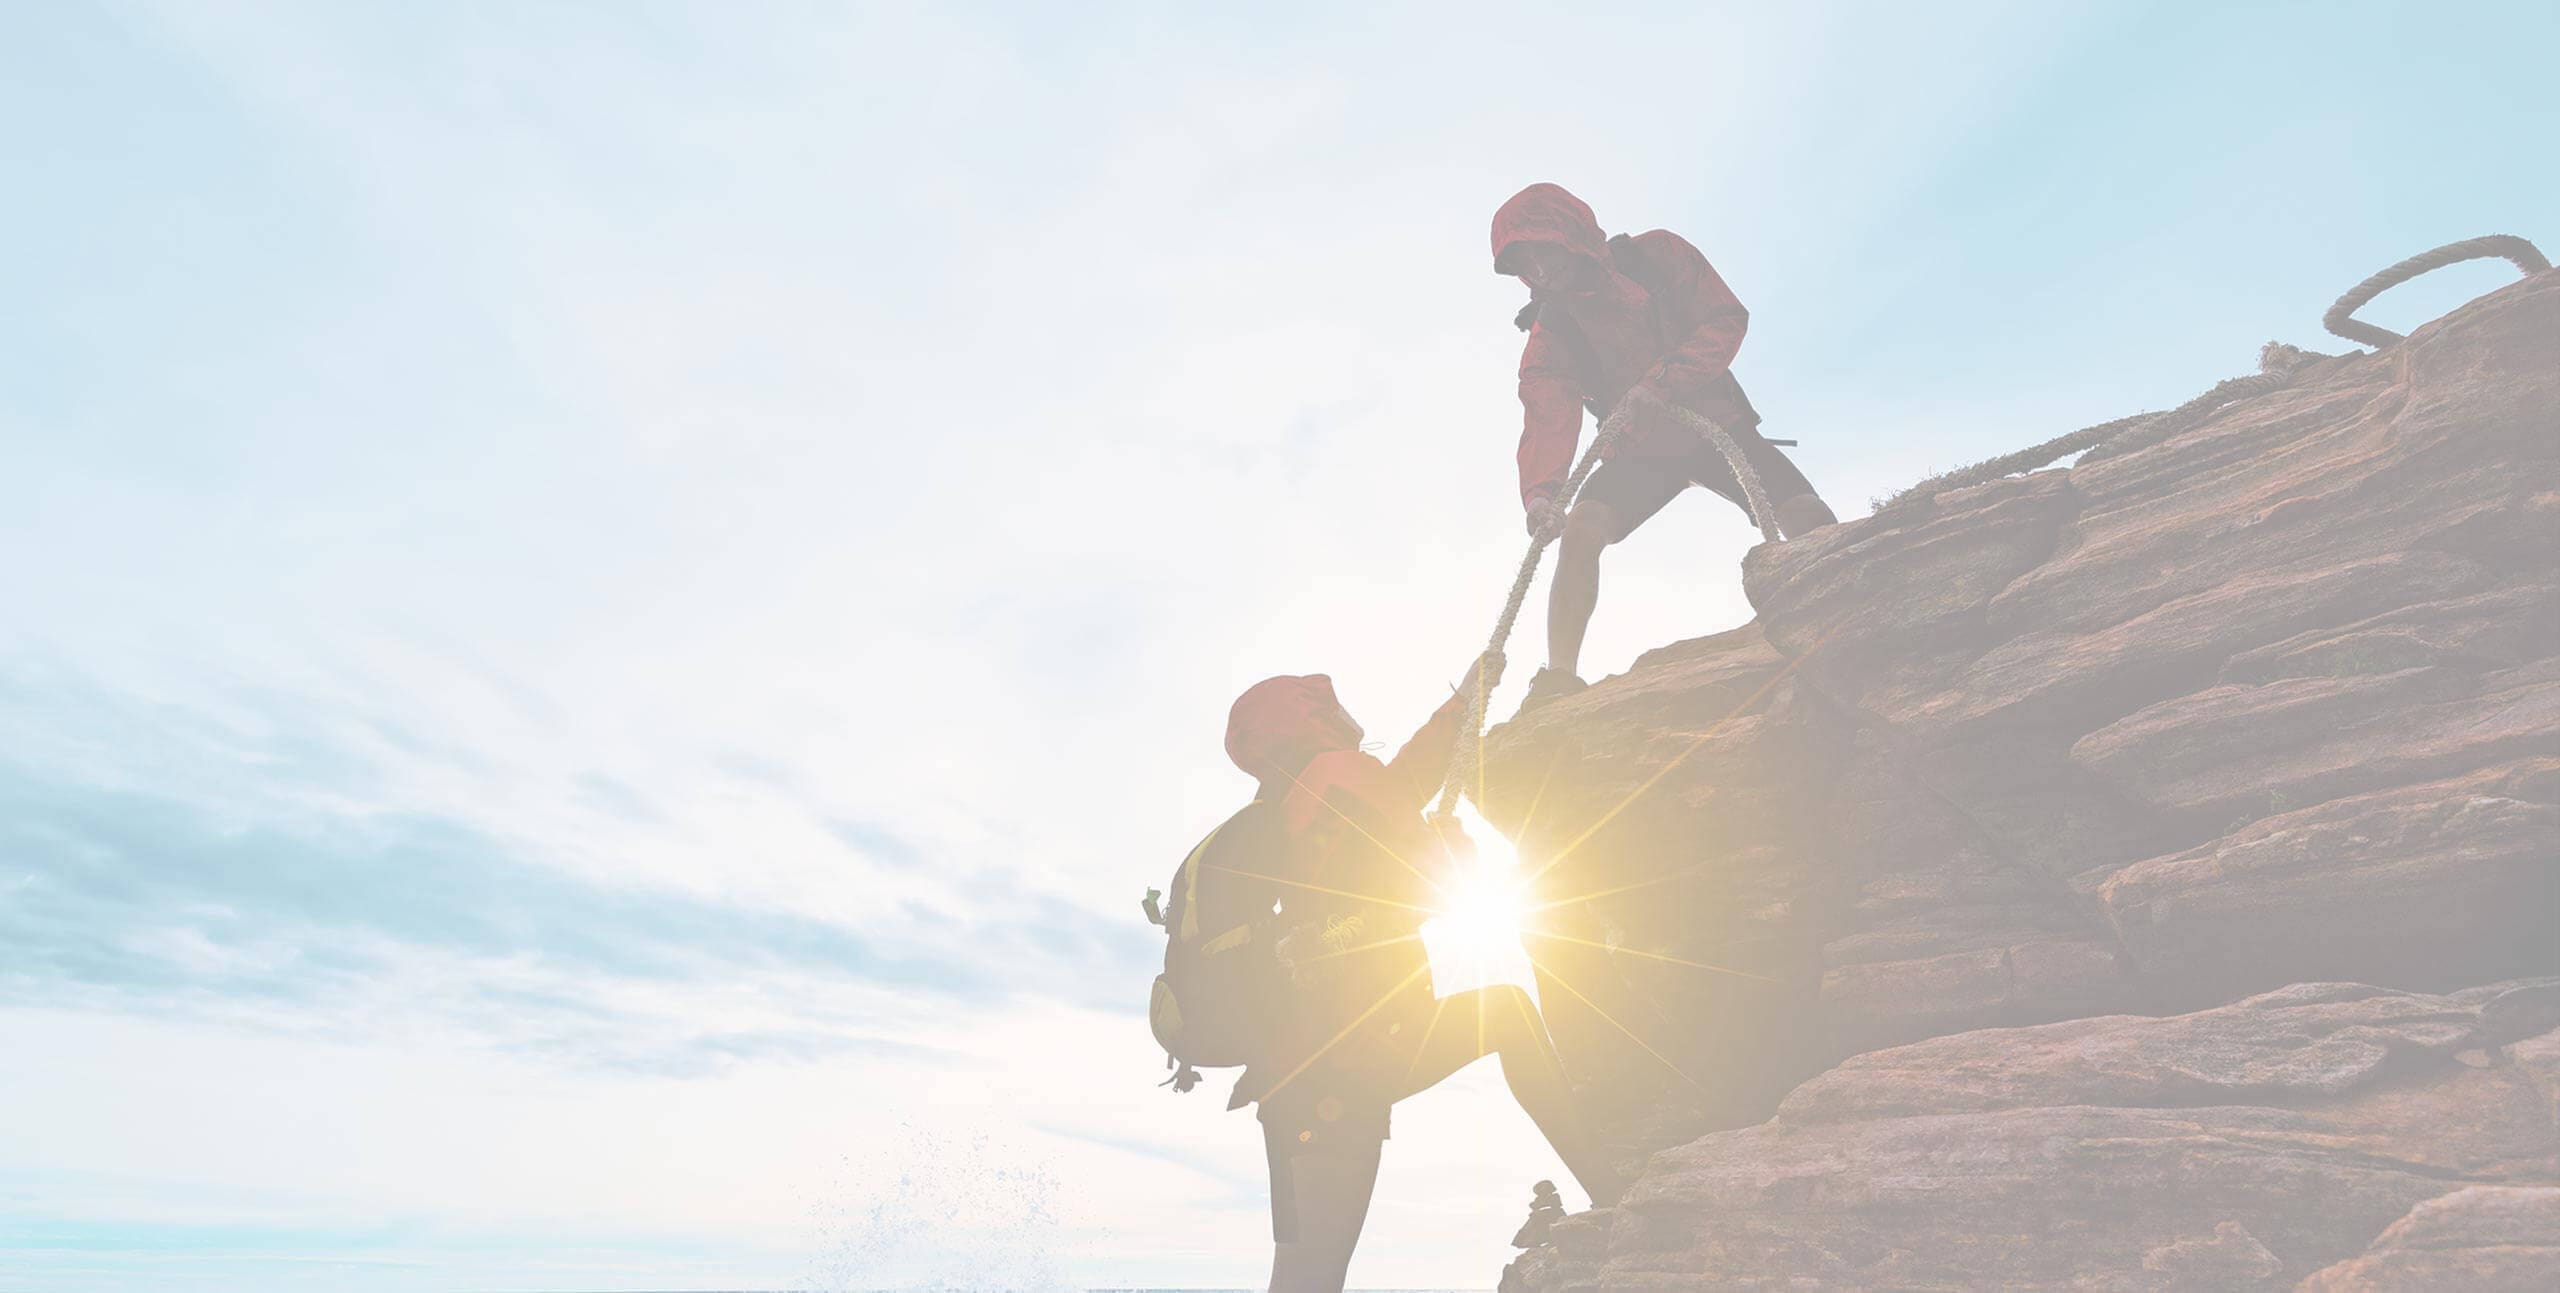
[2,1,2553,1289]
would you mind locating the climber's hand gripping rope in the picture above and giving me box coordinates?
[1525,496,1566,542]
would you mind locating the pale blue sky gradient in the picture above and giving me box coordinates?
[4,2,2554,1289]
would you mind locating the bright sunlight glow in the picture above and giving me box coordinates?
[1419,806,1539,1000]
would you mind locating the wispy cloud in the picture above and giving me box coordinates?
[821,815,924,869]
[0,658,1152,1080]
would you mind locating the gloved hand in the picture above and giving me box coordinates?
[1525,495,1565,541]
[1457,649,1507,699]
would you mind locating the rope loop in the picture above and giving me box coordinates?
[2324,234,2548,349]
[1874,234,2540,518]
[1431,388,1648,817]
[1626,387,1781,544]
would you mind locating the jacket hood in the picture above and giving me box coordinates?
[1225,674,1364,784]
[1491,183,1607,273]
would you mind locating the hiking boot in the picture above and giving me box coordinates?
[1514,668,1588,717]
[1773,492,1839,539]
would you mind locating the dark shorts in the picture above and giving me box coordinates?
[1251,1000,1405,1160]
[1251,968,1433,1244]
[1259,1072,1394,1146]
[1576,428,1816,543]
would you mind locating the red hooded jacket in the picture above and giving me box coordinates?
[1492,183,1761,509]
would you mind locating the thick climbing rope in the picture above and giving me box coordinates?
[1878,234,2548,517]
[1429,394,1635,819]
[2323,234,2549,349]
[1431,389,1779,817]
[1626,386,1783,546]
[1874,342,2329,517]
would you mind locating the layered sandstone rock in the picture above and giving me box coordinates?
[1488,269,2559,1290]
[2296,1185,2560,1291]
[1504,982,2560,1291]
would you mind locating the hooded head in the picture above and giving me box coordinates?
[1491,183,1607,278]
[1225,674,1365,789]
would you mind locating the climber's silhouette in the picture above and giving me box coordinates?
[1494,183,1838,713]
[1170,659,1622,1293]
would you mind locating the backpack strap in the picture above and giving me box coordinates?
[1198,924,1255,956]
[1173,799,1280,943]
[1174,820,1224,942]
[1607,233,1683,354]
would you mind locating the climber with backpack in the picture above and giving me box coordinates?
[1494,182,1839,714]
[1148,655,1623,1293]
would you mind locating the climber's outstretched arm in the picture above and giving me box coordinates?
[1382,652,1506,811]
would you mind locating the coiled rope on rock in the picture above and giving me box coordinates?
[2323,234,2550,349]
[1876,234,2548,519]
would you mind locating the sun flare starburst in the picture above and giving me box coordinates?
[1419,807,1538,1000]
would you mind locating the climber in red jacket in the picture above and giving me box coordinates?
[1493,183,1838,712]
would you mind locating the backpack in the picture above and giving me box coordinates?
[1144,800,1287,1092]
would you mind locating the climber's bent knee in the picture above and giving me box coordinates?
[1443,984,1542,1044]
[1560,501,1621,558]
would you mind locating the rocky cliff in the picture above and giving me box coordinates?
[1489,268,2560,1291]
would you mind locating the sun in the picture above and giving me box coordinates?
[1418,806,1539,1000]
